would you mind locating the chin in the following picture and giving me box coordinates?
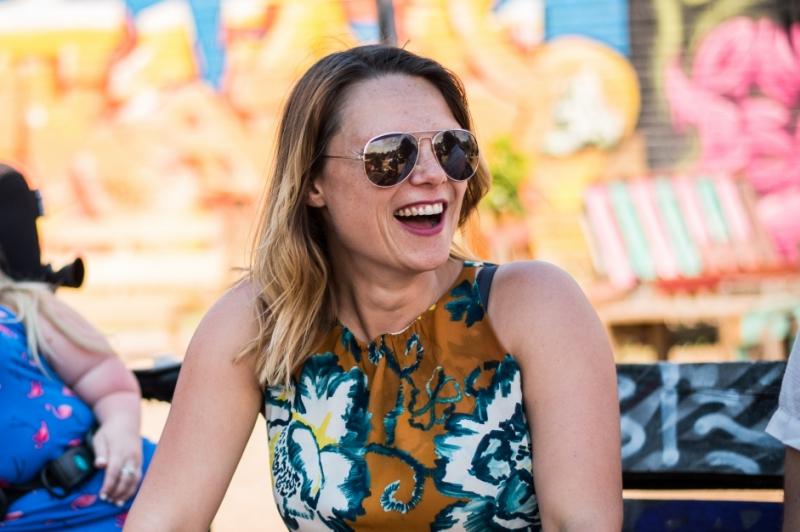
[402,246,455,273]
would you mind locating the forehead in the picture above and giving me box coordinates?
[336,75,461,143]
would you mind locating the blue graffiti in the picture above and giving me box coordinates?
[658,364,680,467]
[704,451,761,474]
[694,414,783,448]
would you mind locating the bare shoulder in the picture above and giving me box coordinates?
[492,260,579,294]
[177,278,262,396]
[188,278,259,362]
[487,268,621,529]
[490,260,590,320]
[488,260,607,362]
[168,276,263,434]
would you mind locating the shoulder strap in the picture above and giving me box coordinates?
[476,265,498,311]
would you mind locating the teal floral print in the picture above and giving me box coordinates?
[265,353,372,531]
[444,280,485,327]
[265,265,539,531]
[433,355,541,530]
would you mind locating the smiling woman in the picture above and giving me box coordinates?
[124,45,623,532]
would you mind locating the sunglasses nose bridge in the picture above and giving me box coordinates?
[415,135,435,155]
[406,135,447,185]
[411,136,439,169]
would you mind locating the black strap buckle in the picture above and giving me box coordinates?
[39,443,96,499]
[0,430,96,521]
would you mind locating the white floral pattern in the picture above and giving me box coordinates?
[264,265,540,531]
[265,353,372,531]
[433,356,541,531]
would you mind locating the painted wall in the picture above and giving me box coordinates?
[629,0,800,266]
[0,0,798,357]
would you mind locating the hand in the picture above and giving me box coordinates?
[92,417,143,506]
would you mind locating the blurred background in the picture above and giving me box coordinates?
[1,0,799,528]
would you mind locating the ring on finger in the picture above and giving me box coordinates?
[120,464,138,476]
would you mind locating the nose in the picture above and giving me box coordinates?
[407,136,446,186]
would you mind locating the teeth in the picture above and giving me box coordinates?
[395,203,444,217]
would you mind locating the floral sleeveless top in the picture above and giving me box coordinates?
[264,263,540,531]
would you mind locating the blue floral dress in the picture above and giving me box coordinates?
[265,263,541,531]
[0,305,155,531]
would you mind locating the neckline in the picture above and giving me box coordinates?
[336,262,476,347]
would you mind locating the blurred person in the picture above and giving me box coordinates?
[0,165,155,530]
[766,336,800,531]
[763,11,800,529]
[125,45,622,532]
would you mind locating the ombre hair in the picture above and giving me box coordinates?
[241,45,491,387]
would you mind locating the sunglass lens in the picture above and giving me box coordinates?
[364,133,418,187]
[433,130,479,181]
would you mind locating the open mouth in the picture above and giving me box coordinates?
[394,202,444,229]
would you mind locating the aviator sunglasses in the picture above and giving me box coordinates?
[324,129,480,188]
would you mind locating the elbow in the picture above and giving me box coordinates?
[101,359,142,396]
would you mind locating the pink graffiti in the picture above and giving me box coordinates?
[70,494,97,510]
[67,438,83,447]
[666,17,800,264]
[3,511,23,522]
[666,18,800,187]
[45,404,73,420]
[27,381,43,399]
[756,189,800,263]
[690,18,800,105]
[32,421,49,449]
[62,386,75,397]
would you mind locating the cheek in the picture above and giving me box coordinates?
[451,182,469,218]
[323,186,387,245]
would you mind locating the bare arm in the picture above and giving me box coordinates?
[124,281,263,532]
[38,293,143,505]
[784,447,800,531]
[488,262,623,532]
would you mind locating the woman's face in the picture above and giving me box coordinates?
[307,74,469,275]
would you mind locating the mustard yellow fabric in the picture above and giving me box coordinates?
[265,263,540,530]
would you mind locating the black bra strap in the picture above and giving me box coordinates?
[476,265,498,311]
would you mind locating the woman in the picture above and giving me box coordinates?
[0,269,155,530]
[125,45,622,531]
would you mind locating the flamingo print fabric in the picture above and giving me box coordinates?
[0,305,155,530]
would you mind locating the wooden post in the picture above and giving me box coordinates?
[376,0,397,45]
[651,323,670,361]
[717,316,740,361]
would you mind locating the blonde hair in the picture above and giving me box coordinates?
[0,270,109,376]
[240,45,490,387]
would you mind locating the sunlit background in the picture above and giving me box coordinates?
[2,0,800,527]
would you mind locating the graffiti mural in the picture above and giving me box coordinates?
[1,0,798,358]
[618,361,786,477]
[629,0,800,266]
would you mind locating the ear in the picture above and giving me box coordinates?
[306,175,326,208]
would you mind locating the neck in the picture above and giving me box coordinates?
[330,256,462,343]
